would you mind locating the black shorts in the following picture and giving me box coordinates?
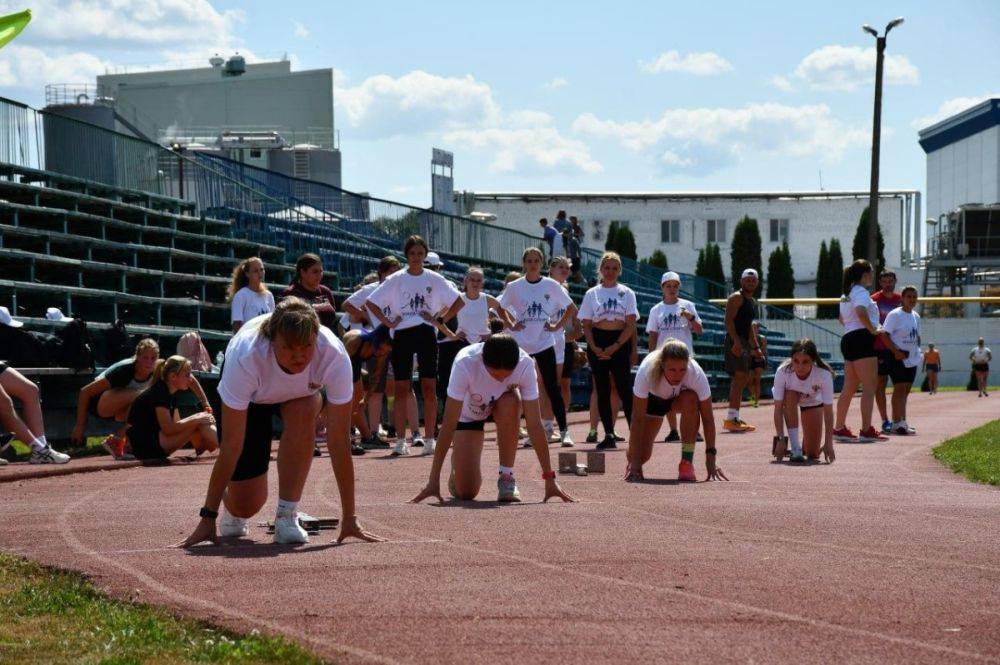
[800,403,824,412]
[351,356,363,384]
[456,420,486,432]
[925,363,939,372]
[87,393,103,418]
[390,325,438,381]
[127,428,168,460]
[973,363,989,373]
[645,393,675,418]
[751,358,767,370]
[840,329,876,361]
[876,350,894,376]
[562,342,576,379]
[231,402,281,482]
[724,336,751,375]
[889,360,916,385]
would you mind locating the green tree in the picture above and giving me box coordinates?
[816,241,831,319]
[605,221,619,251]
[695,247,706,277]
[707,243,726,289]
[766,241,795,317]
[818,238,845,319]
[614,225,638,260]
[641,249,668,269]
[851,206,886,274]
[730,216,763,297]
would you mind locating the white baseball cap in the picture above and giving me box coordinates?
[0,305,24,328]
[741,268,759,280]
[660,271,681,285]
[424,252,443,267]
[45,307,73,322]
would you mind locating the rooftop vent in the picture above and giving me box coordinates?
[222,54,246,77]
[209,54,224,68]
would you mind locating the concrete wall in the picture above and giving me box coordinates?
[925,124,1000,221]
[764,317,998,388]
[466,193,916,292]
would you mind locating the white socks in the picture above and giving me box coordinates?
[498,465,514,477]
[727,409,739,420]
[788,428,802,456]
[276,498,298,518]
[28,436,47,452]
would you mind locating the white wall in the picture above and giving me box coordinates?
[925,125,1000,221]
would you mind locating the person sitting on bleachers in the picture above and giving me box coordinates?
[125,356,218,461]
[228,257,275,334]
[0,361,70,465]
[281,253,341,337]
[72,338,178,459]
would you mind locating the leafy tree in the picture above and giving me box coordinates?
[605,221,619,251]
[614,225,638,260]
[730,216,763,297]
[695,247,706,277]
[851,206,886,274]
[766,241,795,316]
[641,249,668,269]
[818,238,844,319]
[707,243,726,288]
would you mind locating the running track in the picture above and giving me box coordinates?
[1,392,997,664]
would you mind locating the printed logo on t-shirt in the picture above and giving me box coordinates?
[400,290,432,317]
[598,295,627,316]
[657,312,685,331]
[467,393,497,419]
[519,301,552,322]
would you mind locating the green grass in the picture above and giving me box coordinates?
[927,385,999,393]
[933,419,1000,486]
[0,553,325,664]
[5,436,108,462]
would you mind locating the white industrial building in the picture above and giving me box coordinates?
[919,98,1000,223]
[458,190,920,295]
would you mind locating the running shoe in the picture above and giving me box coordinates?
[423,438,436,456]
[351,442,366,456]
[857,426,889,443]
[664,429,680,443]
[521,439,532,448]
[29,445,70,464]
[361,435,390,450]
[585,428,598,443]
[750,396,759,408]
[892,424,914,436]
[677,459,696,482]
[518,427,528,439]
[696,432,704,442]
[497,473,521,503]
[881,420,893,434]
[832,427,857,443]
[391,438,410,456]
[101,434,127,459]
[789,452,807,464]
[0,458,7,466]
[559,430,574,447]
[612,431,625,442]
[411,433,424,448]
[218,506,249,537]
[723,418,755,433]
[273,513,309,544]
[596,434,617,450]
[313,440,323,457]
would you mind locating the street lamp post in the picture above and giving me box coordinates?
[863,17,904,271]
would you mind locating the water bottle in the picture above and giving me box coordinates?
[215,351,225,372]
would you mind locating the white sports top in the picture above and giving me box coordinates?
[646,299,700,352]
[447,343,539,423]
[632,354,712,402]
[882,308,923,368]
[579,283,639,323]
[840,285,879,333]
[230,287,275,324]
[498,276,573,355]
[367,269,461,333]
[971,346,992,362]
[456,293,491,342]
[771,364,834,407]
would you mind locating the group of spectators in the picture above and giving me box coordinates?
[539,210,584,283]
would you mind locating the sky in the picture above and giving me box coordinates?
[0,0,998,210]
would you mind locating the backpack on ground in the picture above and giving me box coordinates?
[53,317,96,371]
[104,319,132,365]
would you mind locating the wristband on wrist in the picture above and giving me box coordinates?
[199,506,218,520]
[541,470,556,480]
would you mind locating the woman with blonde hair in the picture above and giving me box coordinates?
[228,257,275,333]
[125,356,218,460]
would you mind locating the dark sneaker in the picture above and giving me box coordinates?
[585,429,598,443]
[596,435,617,451]
[664,429,680,443]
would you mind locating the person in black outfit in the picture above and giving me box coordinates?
[723,269,763,433]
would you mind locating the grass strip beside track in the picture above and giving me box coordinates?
[0,553,324,664]
[932,418,1000,486]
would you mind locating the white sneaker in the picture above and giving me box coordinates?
[423,438,436,456]
[497,473,521,503]
[218,506,249,537]
[412,433,425,448]
[392,438,410,457]
[29,446,70,464]
[273,513,309,544]
[559,430,574,447]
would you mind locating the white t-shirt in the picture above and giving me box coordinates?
[230,287,275,324]
[498,276,573,355]
[771,364,834,408]
[548,283,573,351]
[881,308,922,368]
[344,282,379,331]
[971,346,992,363]
[456,293,491,342]
[579,284,639,324]
[447,342,539,423]
[632,354,712,403]
[839,285,879,333]
[646,299,701,352]
[217,314,354,410]
[367,269,461,333]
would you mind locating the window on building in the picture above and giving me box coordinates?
[611,219,630,229]
[770,218,789,243]
[707,219,727,243]
[660,219,680,243]
[250,149,262,159]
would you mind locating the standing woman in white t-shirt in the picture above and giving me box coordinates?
[498,248,578,446]
[970,337,992,397]
[179,297,384,548]
[411,334,573,505]
[834,259,885,443]
[366,235,464,457]
[771,339,835,464]
[540,256,581,445]
[625,340,724,482]
[228,257,275,333]
[580,251,639,450]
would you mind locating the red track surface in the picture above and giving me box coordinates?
[1,392,998,664]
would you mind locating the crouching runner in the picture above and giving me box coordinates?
[625,339,726,482]
[180,297,383,547]
[411,334,574,504]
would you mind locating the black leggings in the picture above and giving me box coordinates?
[587,327,633,435]
[437,339,469,401]
[531,346,567,432]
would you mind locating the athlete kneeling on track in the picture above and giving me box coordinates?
[625,339,726,483]
[771,339,836,464]
[180,297,383,547]
[411,334,574,505]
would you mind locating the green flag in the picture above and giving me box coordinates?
[0,9,31,50]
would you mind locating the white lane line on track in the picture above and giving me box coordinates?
[57,478,405,665]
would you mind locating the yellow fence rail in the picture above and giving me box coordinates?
[708,296,1000,306]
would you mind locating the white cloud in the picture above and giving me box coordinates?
[0,0,244,47]
[444,120,602,176]
[912,93,1000,130]
[639,51,733,76]
[769,75,794,92]
[0,44,112,88]
[543,77,568,90]
[776,45,919,92]
[573,103,869,175]
[292,20,309,39]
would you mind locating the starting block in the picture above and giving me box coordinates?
[264,515,340,534]
[558,451,605,476]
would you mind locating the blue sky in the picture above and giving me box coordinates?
[1,0,998,208]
